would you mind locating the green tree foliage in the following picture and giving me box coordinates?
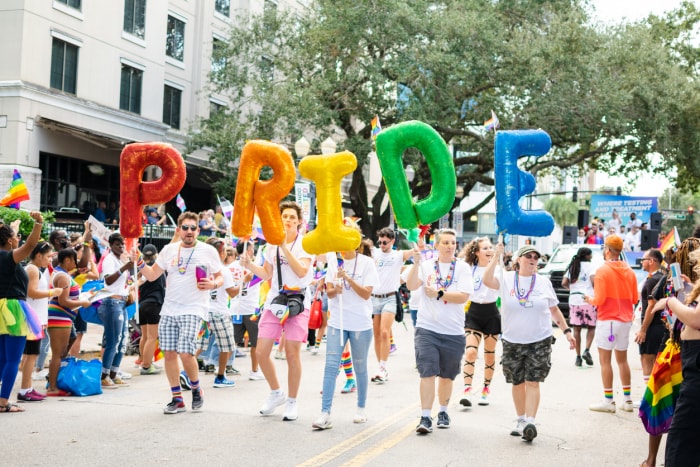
[544,196,578,227]
[189,0,700,237]
[0,207,55,238]
[658,188,700,240]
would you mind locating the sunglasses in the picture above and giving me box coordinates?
[377,240,392,246]
[522,253,540,260]
[641,258,652,262]
[180,225,198,231]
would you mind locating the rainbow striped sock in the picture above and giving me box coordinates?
[171,386,183,402]
[315,336,322,348]
[390,335,395,346]
[341,351,354,382]
[623,385,631,401]
[190,379,200,392]
[604,388,613,400]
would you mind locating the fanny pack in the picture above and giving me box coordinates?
[269,247,305,322]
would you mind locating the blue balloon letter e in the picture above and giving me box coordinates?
[494,130,555,237]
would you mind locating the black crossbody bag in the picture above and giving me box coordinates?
[269,247,305,319]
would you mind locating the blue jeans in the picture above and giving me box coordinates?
[98,298,127,374]
[36,333,50,370]
[0,334,26,399]
[321,326,373,414]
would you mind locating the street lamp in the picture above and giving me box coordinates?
[320,137,337,155]
[294,136,310,158]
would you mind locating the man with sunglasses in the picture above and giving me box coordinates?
[370,227,413,383]
[137,212,224,414]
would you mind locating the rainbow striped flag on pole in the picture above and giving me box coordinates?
[484,110,500,132]
[658,226,681,254]
[371,115,382,140]
[0,169,30,208]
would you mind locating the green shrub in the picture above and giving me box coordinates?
[0,207,55,238]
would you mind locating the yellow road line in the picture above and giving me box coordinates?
[297,404,416,467]
[340,420,417,467]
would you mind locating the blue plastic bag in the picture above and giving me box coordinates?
[57,357,103,396]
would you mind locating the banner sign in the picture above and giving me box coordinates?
[590,195,657,225]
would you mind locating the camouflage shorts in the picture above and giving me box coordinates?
[501,337,553,385]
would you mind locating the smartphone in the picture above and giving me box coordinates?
[196,265,208,283]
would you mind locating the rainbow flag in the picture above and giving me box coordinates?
[484,110,499,132]
[0,169,30,208]
[658,226,681,254]
[175,193,186,212]
[371,115,382,140]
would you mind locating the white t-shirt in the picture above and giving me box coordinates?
[209,266,235,316]
[262,236,314,311]
[566,261,597,306]
[233,249,265,315]
[372,249,405,294]
[499,271,558,344]
[26,264,49,325]
[155,241,223,319]
[327,254,380,332]
[415,259,473,335]
[401,267,420,310]
[469,263,500,304]
[101,253,130,295]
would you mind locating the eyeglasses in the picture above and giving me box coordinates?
[522,253,540,260]
[377,240,392,246]
[180,225,198,231]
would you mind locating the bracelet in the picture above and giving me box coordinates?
[83,242,91,247]
[35,223,43,226]
[563,328,573,334]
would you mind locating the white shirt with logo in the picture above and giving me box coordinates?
[499,271,558,344]
[262,237,314,310]
[327,254,380,332]
[372,249,405,294]
[415,259,473,335]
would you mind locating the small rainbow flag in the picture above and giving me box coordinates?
[371,115,382,140]
[484,110,500,132]
[175,193,187,212]
[0,169,30,208]
[658,226,681,254]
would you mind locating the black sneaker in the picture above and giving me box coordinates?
[575,356,582,367]
[163,399,186,415]
[204,364,216,374]
[416,416,433,434]
[582,349,594,366]
[522,423,537,442]
[192,389,204,411]
[436,411,450,429]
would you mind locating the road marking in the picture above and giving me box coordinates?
[339,419,417,466]
[297,404,416,467]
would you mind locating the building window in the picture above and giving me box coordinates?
[211,38,226,74]
[215,0,230,17]
[50,38,78,94]
[260,56,274,82]
[166,15,185,61]
[56,0,81,9]
[119,65,142,114]
[163,85,182,129]
[263,0,277,30]
[210,101,225,116]
[123,0,146,39]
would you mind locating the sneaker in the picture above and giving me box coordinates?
[353,409,367,424]
[371,368,388,383]
[235,348,246,358]
[112,376,129,386]
[204,364,216,374]
[436,411,451,429]
[283,400,298,421]
[213,376,236,388]
[179,371,192,391]
[633,399,642,409]
[620,400,634,412]
[192,389,204,411]
[32,369,49,381]
[164,398,186,414]
[140,365,161,375]
[249,370,266,381]
[312,412,332,430]
[225,366,241,375]
[416,416,433,434]
[522,422,538,442]
[274,350,286,360]
[117,371,132,380]
[311,347,319,355]
[575,355,582,367]
[260,391,286,416]
[478,386,490,406]
[582,349,594,366]
[17,389,46,402]
[459,387,472,407]
[390,344,397,354]
[101,377,118,389]
[589,400,616,413]
[511,418,527,436]
[341,379,357,394]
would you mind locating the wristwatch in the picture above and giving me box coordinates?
[436,290,444,301]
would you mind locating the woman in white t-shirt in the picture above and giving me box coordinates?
[240,201,313,422]
[562,247,597,368]
[312,221,380,430]
[483,243,575,442]
[458,236,501,407]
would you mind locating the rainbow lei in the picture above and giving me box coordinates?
[514,273,536,307]
[434,259,456,303]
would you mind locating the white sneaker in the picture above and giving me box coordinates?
[589,400,616,413]
[620,400,634,412]
[633,399,642,409]
[260,391,286,416]
[510,418,527,436]
[353,410,367,424]
[371,368,388,383]
[249,370,265,381]
[283,400,298,421]
[117,371,132,380]
[312,412,332,430]
[274,350,286,360]
[32,369,49,381]
[311,347,319,355]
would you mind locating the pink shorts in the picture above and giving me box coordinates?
[258,308,310,343]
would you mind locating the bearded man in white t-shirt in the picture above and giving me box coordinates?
[138,212,224,415]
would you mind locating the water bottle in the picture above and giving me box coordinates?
[670,262,683,291]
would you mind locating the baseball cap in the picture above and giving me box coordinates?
[517,245,541,258]
[604,234,624,251]
[142,244,158,257]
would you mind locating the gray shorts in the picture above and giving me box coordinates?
[501,337,553,385]
[414,327,466,379]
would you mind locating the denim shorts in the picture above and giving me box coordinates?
[414,327,465,379]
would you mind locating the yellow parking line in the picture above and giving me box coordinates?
[340,420,417,466]
[297,404,416,467]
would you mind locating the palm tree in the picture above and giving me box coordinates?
[544,196,578,228]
